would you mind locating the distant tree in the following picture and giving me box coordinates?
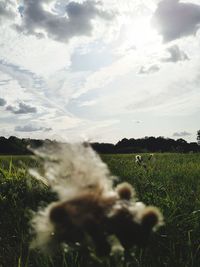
[197,130,200,145]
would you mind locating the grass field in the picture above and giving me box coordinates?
[0,153,200,267]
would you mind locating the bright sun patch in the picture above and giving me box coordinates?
[123,16,161,50]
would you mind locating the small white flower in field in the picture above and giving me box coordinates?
[148,153,156,164]
[148,154,154,160]
[135,155,142,165]
[30,143,163,256]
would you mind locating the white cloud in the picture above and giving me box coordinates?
[0,0,18,22]
[58,118,120,142]
[173,131,191,137]
[79,100,97,107]
[139,64,160,74]
[0,28,73,76]
[71,52,139,98]
[15,124,52,132]
[162,45,189,62]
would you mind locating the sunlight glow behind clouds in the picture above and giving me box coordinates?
[123,16,162,50]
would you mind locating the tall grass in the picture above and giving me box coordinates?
[102,153,200,266]
[0,153,200,266]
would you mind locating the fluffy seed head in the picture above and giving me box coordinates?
[30,143,164,255]
[141,207,164,229]
[115,182,135,200]
[30,143,115,200]
[49,203,68,225]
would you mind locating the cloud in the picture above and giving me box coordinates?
[15,0,114,42]
[6,102,37,114]
[173,131,192,137]
[0,60,44,89]
[162,45,189,62]
[152,0,200,42]
[0,98,6,106]
[132,120,141,124]
[127,65,200,115]
[15,124,52,132]
[138,65,160,75]
[79,100,97,107]
[0,0,17,21]
[0,30,73,76]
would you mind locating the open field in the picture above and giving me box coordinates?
[0,153,200,267]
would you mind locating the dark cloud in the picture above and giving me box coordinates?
[152,0,200,42]
[15,124,52,132]
[15,0,114,42]
[0,98,6,106]
[162,45,189,63]
[138,65,160,75]
[173,131,192,137]
[6,103,37,114]
[133,120,141,124]
[0,0,17,21]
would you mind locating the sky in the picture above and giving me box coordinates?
[0,0,200,143]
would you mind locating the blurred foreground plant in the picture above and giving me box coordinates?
[30,143,163,257]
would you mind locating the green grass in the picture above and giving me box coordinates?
[0,153,200,267]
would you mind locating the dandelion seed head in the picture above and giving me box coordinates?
[116,182,135,200]
[30,203,57,252]
[31,143,115,200]
[30,143,163,255]
[139,206,164,230]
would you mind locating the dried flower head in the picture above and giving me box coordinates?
[30,143,163,256]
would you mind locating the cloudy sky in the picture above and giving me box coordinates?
[0,0,200,143]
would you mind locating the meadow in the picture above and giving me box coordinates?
[0,153,200,267]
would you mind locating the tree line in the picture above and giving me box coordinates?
[92,136,199,154]
[0,135,199,155]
